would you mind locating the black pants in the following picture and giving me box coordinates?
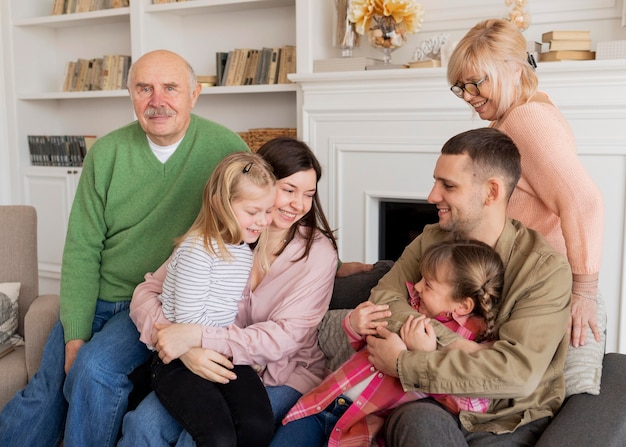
[150,354,274,447]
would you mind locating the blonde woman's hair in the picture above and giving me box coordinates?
[177,151,275,261]
[447,18,539,119]
[419,239,504,342]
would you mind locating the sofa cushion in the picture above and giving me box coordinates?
[321,260,394,371]
[536,353,626,447]
[563,295,606,397]
[0,282,21,346]
[329,260,394,310]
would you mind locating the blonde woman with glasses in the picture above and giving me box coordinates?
[447,18,604,349]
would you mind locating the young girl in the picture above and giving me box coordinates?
[271,239,504,447]
[147,151,277,447]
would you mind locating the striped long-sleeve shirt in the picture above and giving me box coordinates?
[159,234,253,327]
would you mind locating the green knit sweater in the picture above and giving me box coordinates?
[60,114,249,342]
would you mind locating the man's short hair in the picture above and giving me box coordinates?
[441,127,522,199]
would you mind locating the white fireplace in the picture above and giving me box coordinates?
[292,60,626,353]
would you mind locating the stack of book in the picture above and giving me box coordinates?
[540,31,595,62]
[27,135,96,167]
[62,55,131,92]
[52,0,129,15]
[215,46,296,87]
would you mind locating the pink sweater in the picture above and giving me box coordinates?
[495,94,604,276]
[130,229,338,395]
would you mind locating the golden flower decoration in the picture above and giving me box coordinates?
[348,0,424,35]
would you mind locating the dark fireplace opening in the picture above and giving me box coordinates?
[379,200,439,261]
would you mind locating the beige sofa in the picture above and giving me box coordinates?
[0,205,60,409]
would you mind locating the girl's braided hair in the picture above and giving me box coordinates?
[419,239,504,342]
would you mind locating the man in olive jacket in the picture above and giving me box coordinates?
[366,127,572,446]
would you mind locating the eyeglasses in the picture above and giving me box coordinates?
[450,77,487,98]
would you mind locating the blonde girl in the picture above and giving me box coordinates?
[150,151,277,447]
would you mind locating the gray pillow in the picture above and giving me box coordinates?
[563,295,606,397]
[0,282,21,345]
[329,260,393,310]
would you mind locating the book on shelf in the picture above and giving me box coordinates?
[243,49,261,85]
[313,56,378,72]
[541,31,591,43]
[547,39,592,51]
[215,52,229,86]
[223,49,246,86]
[233,49,250,86]
[267,47,282,84]
[406,58,442,69]
[54,0,129,14]
[221,51,235,86]
[27,135,96,167]
[277,45,296,84]
[52,0,66,15]
[62,61,76,92]
[62,54,130,92]
[540,50,595,62]
[255,47,273,85]
[197,75,216,87]
[100,54,115,90]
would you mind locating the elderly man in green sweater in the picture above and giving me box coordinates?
[0,50,249,447]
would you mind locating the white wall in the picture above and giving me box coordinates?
[0,8,12,205]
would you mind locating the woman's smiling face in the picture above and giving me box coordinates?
[458,72,498,121]
[270,168,317,230]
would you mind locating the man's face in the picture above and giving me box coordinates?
[427,153,485,238]
[128,51,200,146]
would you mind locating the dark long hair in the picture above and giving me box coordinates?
[257,137,338,261]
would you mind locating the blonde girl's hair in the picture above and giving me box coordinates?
[419,239,504,343]
[447,18,539,120]
[177,151,275,261]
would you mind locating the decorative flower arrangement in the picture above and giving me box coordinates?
[348,0,424,63]
[348,0,424,36]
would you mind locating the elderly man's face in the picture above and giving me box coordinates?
[128,51,200,146]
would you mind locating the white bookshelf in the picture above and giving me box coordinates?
[2,0,302,291]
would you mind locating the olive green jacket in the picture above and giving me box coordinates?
[370,219,572,433]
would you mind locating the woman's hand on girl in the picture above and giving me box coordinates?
[153,322,202,364]
[179,347,237,384]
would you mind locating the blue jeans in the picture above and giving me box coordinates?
[0,300,151,447]
[119,383,302,447]
[270,395,352,447]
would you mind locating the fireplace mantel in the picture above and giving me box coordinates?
[292,59,626,352]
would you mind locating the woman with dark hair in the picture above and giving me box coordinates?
[118,137,339,446]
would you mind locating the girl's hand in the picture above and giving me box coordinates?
[154,323,202,364]
[400,315,437,352]
[348,301,391,336]
[179,347,237,384]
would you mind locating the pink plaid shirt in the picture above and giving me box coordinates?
[282,288,490,447]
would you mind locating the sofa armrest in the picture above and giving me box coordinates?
[24,294,59,380]
[536,353,626,447]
